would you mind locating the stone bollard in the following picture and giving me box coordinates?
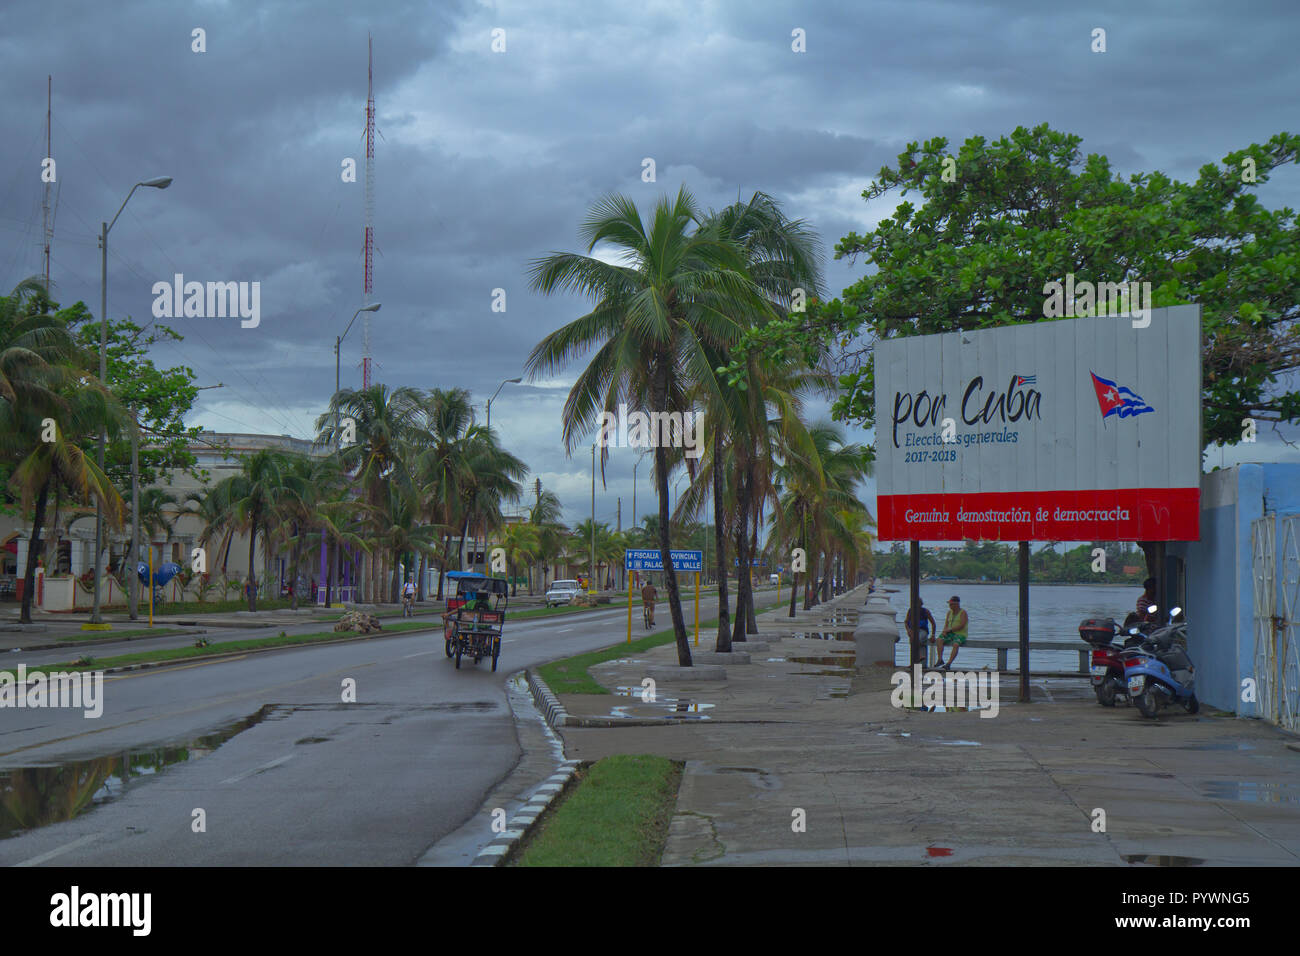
[853,607,900,670]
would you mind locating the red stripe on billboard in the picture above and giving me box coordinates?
[878,488,1199,541]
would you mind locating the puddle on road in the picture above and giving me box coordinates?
[1201,781,1300,804]
[0,704,274,840]
[0,699,499,840]
[1123,854,1205,867]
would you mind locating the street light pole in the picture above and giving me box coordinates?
[91,177,171,627]
[590,444,596,593]
[486,376,522,432]
[128,405,139,621]
[335,304,382,453]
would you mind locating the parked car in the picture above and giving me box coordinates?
[769,573,780,585]
[545,579,583,607]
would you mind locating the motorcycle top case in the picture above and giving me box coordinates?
[1079,618,1119,645]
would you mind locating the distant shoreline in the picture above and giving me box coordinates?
[878,578,1134,588]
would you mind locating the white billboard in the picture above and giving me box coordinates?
[874,305,1202,541]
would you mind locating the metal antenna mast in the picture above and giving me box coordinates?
[42,75,54,287]
[362,34,376,388]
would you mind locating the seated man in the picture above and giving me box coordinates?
[935,595,969,670]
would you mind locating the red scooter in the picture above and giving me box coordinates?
[1080,611,1156,707]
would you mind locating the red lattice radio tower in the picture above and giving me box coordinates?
[362,34,376,388]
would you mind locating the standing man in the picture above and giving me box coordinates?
[935,595,969,670]
[641,577,658,628]
[905,599,937,646]
[1136,577,1158,622]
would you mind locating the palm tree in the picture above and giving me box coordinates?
[315,383,422,601]
[526,188,776,666]
[272,453,343,609]
[529,489,565,593]
[4,394,125,622]
[137,488,178,540]
[415,387,476,600]
[182,483,238,577]
[498,521,540,596]
[772,421,871,611]
[696,193,825,640]
[216,448,290,611]
[455,426,527,579]
[1,280,124,622]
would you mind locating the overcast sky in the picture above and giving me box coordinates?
[3,0,1298,535]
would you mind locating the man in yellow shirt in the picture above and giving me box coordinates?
[936,595,969,670]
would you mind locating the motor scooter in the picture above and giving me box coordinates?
[1123,607,1198,718]
[1079,608,1157,706]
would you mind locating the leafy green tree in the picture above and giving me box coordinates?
[70,317,200,488]
[747,124,1300,450]
[739,125,1300,576]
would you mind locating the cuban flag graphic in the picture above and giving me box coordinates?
[1090,371,1154,419]
[1015,374,1036,386]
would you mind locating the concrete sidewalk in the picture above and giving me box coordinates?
[553,587,1300,866]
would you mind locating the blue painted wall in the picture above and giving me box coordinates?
[1169,462,1300,717]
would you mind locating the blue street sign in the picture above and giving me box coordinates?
[625,548,703,573]
[732,558,767,567]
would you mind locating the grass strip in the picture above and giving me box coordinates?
[58,627,189,642]
[0,619,438,678]
[537,600,785,695]
[509,755,683,867]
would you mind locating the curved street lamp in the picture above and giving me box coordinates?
[486,376,522,431]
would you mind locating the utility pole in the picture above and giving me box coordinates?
[590,444,596,593]
[616,497,621,532]
[129,405,139,620]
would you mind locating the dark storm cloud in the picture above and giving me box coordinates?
[2,0,1297,526]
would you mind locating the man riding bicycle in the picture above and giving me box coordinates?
[402,578,416,615]
[640,579,658,629]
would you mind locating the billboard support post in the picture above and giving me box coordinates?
[1156,541,1168,623]
[1018,541,1030,703]
[909,541,921,667]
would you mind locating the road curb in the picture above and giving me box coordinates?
[526,668,572,728]
[471,757,582,866]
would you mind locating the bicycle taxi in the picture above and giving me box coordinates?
[443,571,509,671]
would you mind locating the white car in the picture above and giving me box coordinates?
[545,580,583,607]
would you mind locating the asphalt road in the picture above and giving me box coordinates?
[0,588,778,866]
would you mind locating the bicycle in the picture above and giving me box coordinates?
[402,593,415,617]
[643,602,654,630]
